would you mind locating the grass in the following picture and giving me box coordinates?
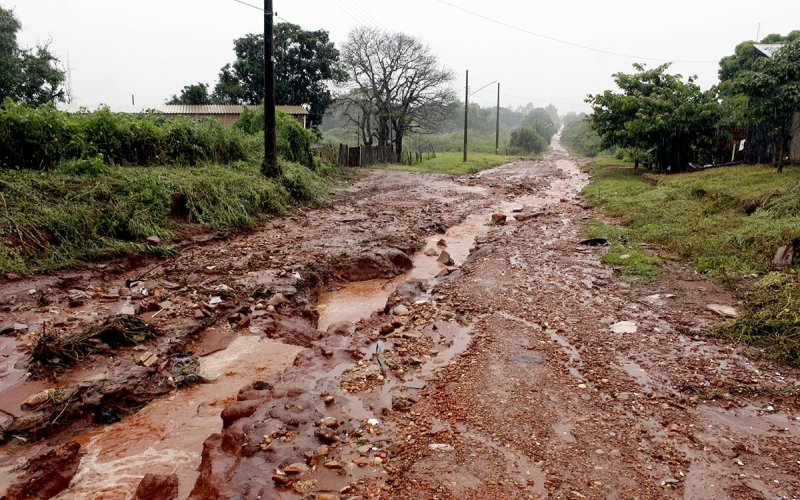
[580,162,800,363]
[373,152,521,175]
[0,160,331,274]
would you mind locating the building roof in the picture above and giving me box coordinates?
[754,44,784,58]
[60,103,309,116]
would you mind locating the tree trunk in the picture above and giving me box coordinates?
[394,129,404,164]
[777,134,786,173]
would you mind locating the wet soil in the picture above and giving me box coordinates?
[1,137,799,499]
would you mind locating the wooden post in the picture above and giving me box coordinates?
[260,0,279,178]
[463,70,468,163]
[495,82,500,155]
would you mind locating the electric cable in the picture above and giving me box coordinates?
[434,0,718,64]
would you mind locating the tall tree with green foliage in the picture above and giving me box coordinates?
[729,39,800,172]
[167,83,212,105]
[210,23,345,131]
[587,63,719,170]
[0,7,66,105]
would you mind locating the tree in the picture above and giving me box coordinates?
[718,31,800,85]
[587,63,720,170]
[729,39,800,172]
[339,27,455,160]
[167,83,212,105]
[509,126,547,154]
[0,7,65,105]
[210,24,345,131]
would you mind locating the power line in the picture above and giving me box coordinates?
[231,0,263,12]
[329,0,374,27]
[434,0,718,64]
[340,0,387,30]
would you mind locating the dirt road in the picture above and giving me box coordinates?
[1,139,798,499]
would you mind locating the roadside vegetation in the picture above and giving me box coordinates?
[581,161,800,363]
[0,104,331,274]
[374,151,517,175]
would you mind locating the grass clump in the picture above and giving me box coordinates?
[0,160,328,274]
[583,220,662,277]
[716,273,800,363]
[375,152,518,175]
[581,162,800,363]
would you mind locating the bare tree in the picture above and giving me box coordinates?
[339,27,455,160]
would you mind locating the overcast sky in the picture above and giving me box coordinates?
[8,0,800,115]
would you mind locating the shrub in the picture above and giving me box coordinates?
[0,100,252,170]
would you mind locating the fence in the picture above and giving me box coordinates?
[334,144,438,167]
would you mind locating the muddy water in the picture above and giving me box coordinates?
[317,204,491,331]
[54,336,303,500]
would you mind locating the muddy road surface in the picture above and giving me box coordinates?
[1,138,799,500]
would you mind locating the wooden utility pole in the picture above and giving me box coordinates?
[495,82,500,155]
[261,0,280,178]
[463,70,468,163]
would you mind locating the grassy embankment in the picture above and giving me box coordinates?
[376,151,520,175]
[581,161,800,363]
[0,103,333,275]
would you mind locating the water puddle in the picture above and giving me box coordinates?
[53,336,303,500]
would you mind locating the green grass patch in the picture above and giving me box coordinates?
[583,220,661,277]
[716,273,800,363]
[0,160,330,274]
[373,152,520,175]
[581,162,800,363]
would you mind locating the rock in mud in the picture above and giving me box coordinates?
[326,321,356,336]
[423,248,438,256]
[134,473,179,500]
[4,440,81,500]
[257,313,323,347]
[491,213,507,225]
[707,304,737,317]
[437,250,454,266]
[330,248,413,281]
[394,279,427,304]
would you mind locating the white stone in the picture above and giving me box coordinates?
[707,304,737,317]
[610,321,638,334]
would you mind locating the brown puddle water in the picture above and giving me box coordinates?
[53,336,303,500]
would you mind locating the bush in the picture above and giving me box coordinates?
[509,127,548,154]
[234,105,316,168]
[0,100,252,170]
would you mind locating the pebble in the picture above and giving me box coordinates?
[424,248,438,257]
[393,305,410,316]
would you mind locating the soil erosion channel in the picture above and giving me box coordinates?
[2,136,799,500]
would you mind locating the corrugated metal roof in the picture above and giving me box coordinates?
[276,105,309,115]
[754,44,784,58]
[161,104,243,114]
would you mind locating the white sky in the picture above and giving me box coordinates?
[8,0,800,115]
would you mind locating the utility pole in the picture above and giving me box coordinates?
[463,70,468,163]
[261,0,280,178]
[495,82,500,155]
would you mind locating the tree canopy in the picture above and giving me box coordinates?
[338,27,455,160]
[167,83,212,105]
[207,23,344,131]
[718,31,800,85]
[728,39,800,171]
[587,63,719,170]
[0,7,66,106]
